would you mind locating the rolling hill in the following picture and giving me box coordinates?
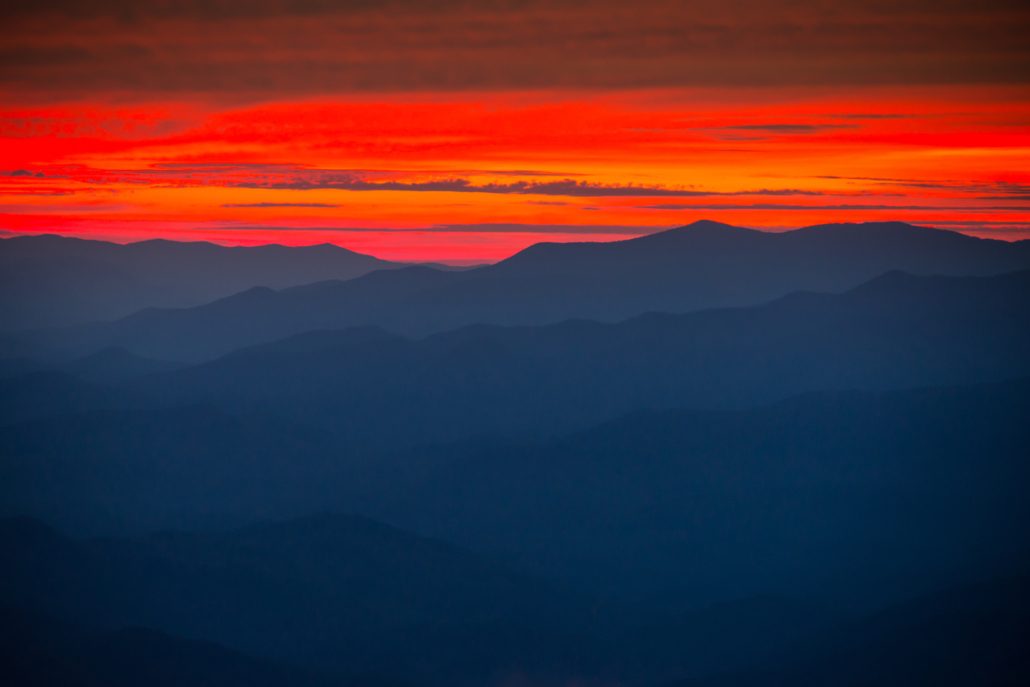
[135,269,1030,448]
[22,221,1030,362]
[0,234,402,331]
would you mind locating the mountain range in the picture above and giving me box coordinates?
[2,219,1029,685]
[15,221,1030,362]
[0,234,402,331]
[123,268,1030,448]
[4,371,1028,607]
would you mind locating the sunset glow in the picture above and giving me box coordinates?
[2,1,1028,262]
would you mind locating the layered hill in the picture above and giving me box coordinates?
[130,269,1030,447]
[0,234,402,330]
[23,221,1030,362]
[0,515,601,686]
[2,376,1029,684]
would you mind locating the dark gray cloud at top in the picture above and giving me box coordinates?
[1,0,1028,99]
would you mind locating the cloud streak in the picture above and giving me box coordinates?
[219,223,652,235]
[642,203,1030,212]
[10,163,836,198]
[246,177,829,197]
[706,123,855,139]
[222,202,339,208]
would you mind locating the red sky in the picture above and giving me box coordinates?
[2,1,1029,263]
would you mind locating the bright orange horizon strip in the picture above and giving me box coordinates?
[3,86,1028,263]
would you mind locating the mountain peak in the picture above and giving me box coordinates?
[635,219,760,243]
[682,219,748,232]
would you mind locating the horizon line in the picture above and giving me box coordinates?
[2,219,1025,266]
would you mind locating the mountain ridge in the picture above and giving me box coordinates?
[0,233,406,331]
[19,220,1030,362]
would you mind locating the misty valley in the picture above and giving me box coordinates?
[1,221,1029,685]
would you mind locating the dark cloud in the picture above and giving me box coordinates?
[222,202,339,208]
[817,177,1030,196]
[216,222,651,235]
[1,1,1027,99]
[642,203,1030,211]
[217,170,832,198]
[37,162,833,198]
[0,186,74,196]
[979,196,1030,201]
[429,223,647,235]
[701,123,858,140]
[717,123,854,134]
[256,178,835,198]
[244,176,826,197]
[826,113,913,120]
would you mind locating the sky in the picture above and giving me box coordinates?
[2,0,1029,263]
